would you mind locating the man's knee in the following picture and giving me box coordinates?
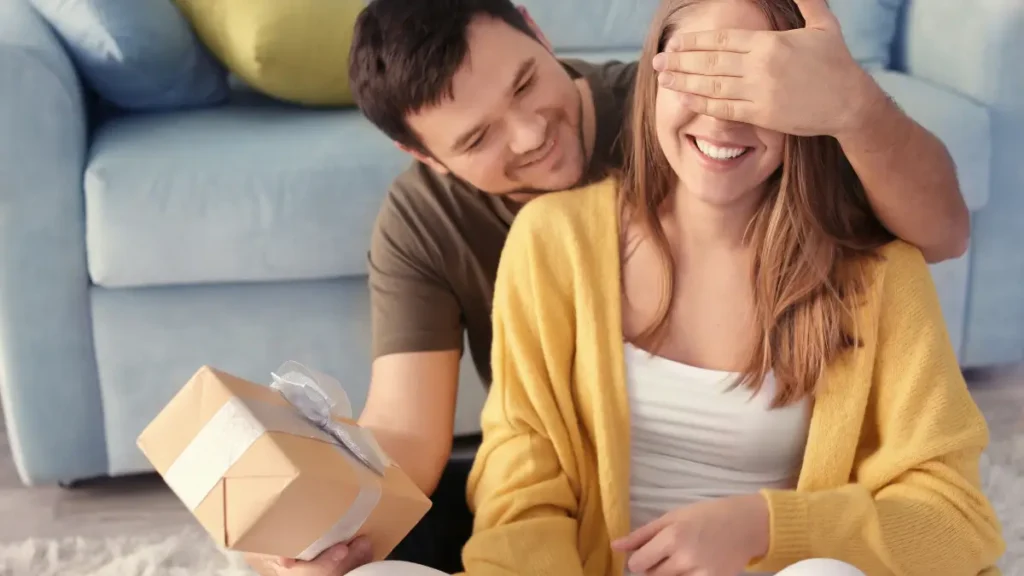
[776,558,867,576]
[349,560,449,576]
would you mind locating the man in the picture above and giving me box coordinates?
[249,0,969,574]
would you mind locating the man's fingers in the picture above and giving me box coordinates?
[308,543,349,568]
[667,29,756,53]
[307,537,374,570]
[793,0,839,31]
[653,50,745,77]
[338,537,374,570]
[274,557,297,568]
[242,539,371,575]
[243,553,284,576]
[659,72,748,101]
[680,93,753,124]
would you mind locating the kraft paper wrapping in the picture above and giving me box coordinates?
[137,362,431,561]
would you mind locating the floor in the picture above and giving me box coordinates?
[0,365,1021,557]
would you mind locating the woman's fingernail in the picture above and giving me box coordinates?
[658,73,673,87]
[331,545,350,561]
[652,53,666,71]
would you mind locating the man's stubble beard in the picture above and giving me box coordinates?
[428,87,590,204]
[494,90,589,203]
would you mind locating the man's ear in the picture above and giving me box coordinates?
[517,6,554,52]
[396,142,450,175]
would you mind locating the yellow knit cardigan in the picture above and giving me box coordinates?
[459,179,1005,576]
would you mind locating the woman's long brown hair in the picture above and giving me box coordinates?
[622,0,893,407]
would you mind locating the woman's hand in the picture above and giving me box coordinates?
[611,494,770,576]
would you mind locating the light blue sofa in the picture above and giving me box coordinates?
[1,0,1022,486]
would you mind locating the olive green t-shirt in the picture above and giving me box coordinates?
[368,59,637,386]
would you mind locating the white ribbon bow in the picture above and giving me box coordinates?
[270,361,388,475]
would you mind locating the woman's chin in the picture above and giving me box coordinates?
[678,177,763,209]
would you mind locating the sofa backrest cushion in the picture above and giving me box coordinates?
[515,0,659,53]
[28,0,229,110]
[829,0,906,69]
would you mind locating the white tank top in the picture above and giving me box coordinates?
[624,342,811,532]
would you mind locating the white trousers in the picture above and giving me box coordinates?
[775,559,868,575]
[348,558,867,575]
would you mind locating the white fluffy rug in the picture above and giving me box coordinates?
[982,443,1024,575]
[0,526,254,576]
[0,449,1019,576]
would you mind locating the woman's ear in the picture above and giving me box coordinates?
[517,6,554,52]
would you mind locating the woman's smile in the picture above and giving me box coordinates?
[687,134,754,172]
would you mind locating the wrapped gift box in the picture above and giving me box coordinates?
[137,361,431,561]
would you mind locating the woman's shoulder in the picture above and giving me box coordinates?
[862,239,944,325]
[506,176,620,250]
[869,240,933,291]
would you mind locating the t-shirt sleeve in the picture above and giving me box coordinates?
[592,60,639,101]
[368,189,464,359]
[562,58,638,99]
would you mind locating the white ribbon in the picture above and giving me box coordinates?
[162,361,391,561]
[270,361,390,474]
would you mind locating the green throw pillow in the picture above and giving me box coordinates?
[175,0,365,106]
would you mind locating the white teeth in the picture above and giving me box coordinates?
[694,138,747,160]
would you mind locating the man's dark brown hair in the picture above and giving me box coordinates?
[348,0,539,155]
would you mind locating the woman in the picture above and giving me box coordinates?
[352,0,1005,574]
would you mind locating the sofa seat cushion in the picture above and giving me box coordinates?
[871,70,991,211]
[85,99,409,289]
[90,278,487,476]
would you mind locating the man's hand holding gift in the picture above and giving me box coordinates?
[137,363,431,576]
[246,538,372,576]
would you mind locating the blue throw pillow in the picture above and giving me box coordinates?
[29,0,228,110]
[829,0,905,69]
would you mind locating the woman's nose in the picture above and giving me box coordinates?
[701,115,744,130]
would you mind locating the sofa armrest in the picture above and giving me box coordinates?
[898,0,1023,169]
[899,0,1023,111]
[0,0,107,484]
[899,0,1024,366]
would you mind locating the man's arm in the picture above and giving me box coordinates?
[245,183,463,575]
[837,84,969,263]
[359,350,461,495]
[653,0,970,263]
[360,179,467,496]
